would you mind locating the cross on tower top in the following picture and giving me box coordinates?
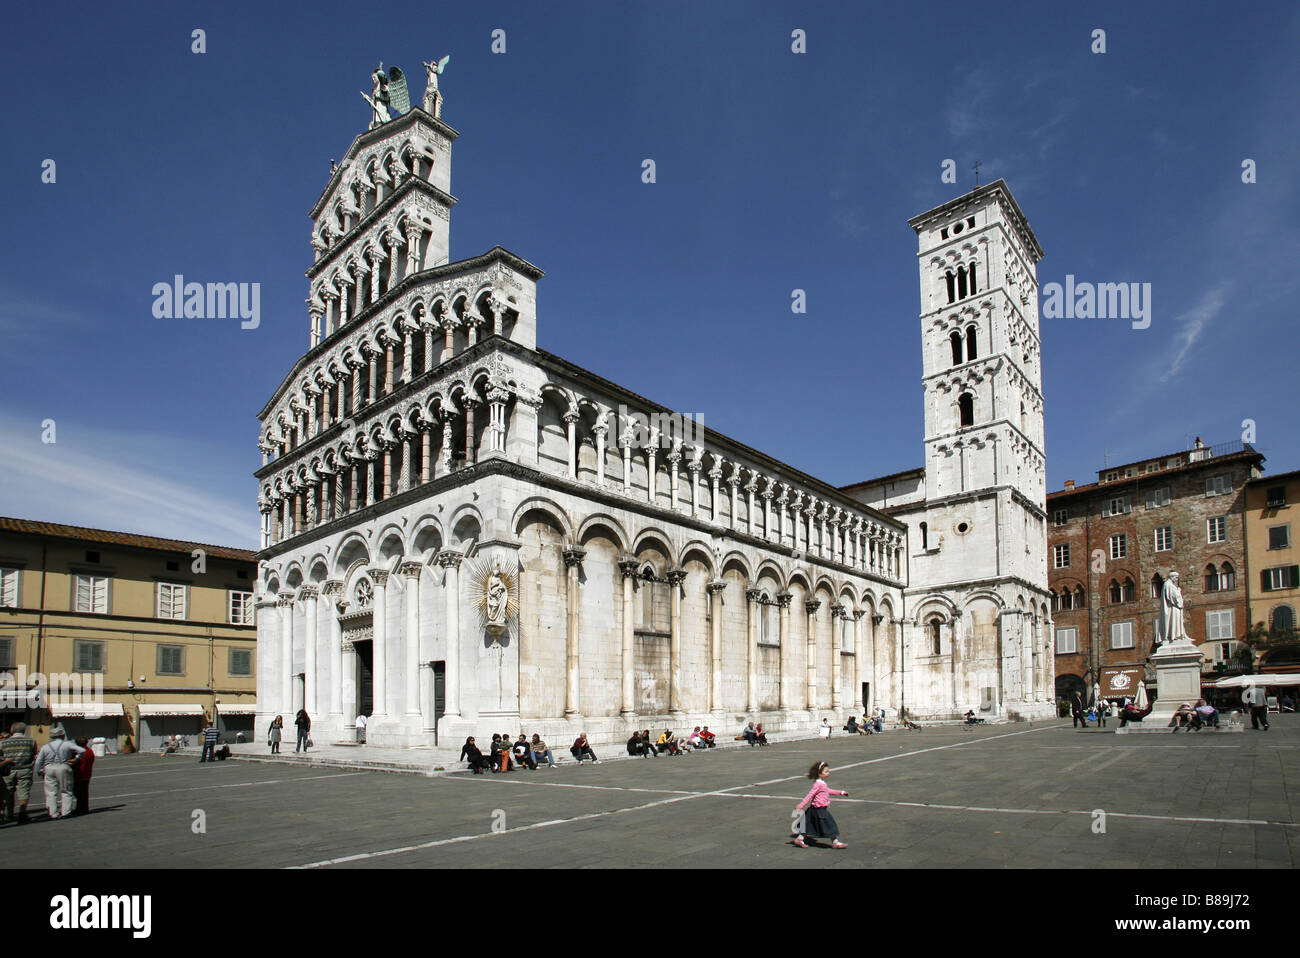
[972,161,983,186]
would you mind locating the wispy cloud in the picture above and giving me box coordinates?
[1158,281,1232,384]
[0,289,88,340]
[0,410,256,548]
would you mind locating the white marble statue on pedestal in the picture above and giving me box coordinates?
[1157,571,1190,647]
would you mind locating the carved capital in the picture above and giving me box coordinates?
[776,592,793,609]
[561,548,586,569]
[299,586,320,600]
[745,587,763,603]
[436,550,464,570]
[666,569,687,586]
[277,592,295,608]
[805,600,822,616]
[705,579,728,596]
[366,568,390,586]
[398,561,423,579]
[617,556,640,579]
[830,603,845,619]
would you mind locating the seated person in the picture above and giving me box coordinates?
[513,734,538,770]
[1118,699,1153,727]
[688,728,706,749]
[489,734,513,772]
[742,721,759,746]
[570,733,598,764]
[215,744,232,761]
[754,724,769,746]
[531,734,557,767]
[1190,699,1219,729]
[460,736,491,774]
[699,727,717,747]
[844,716,859,734]
[657,730,682,755]
[627,733,643,757]
[1167,702,1196,730]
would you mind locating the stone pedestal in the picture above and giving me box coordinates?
[1147,639,1204,723]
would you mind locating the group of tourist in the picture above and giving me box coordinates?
[459,732,580,773]
[626,726,720,757]
[0,722,95,824]
[842,713,884,735]
[1167,699,1221,731]
[267,709,314,754]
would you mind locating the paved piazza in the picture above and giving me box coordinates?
[6,718,1296,869]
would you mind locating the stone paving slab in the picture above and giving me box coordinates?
[3,717,1294,868]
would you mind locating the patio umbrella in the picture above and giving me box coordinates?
[1092,682,1102,707]
[1136,680,1148,709]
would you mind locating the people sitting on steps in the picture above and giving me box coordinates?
[1168,702,1196,730]
[1118,698,1153,727]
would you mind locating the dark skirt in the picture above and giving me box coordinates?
[803,806,839,839]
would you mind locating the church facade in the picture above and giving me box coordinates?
[253,73,1052,749]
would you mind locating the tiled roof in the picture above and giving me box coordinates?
[0,517,256,563]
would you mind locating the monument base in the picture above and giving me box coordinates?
[1146,638,1205,724]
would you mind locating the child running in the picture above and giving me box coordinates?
[793,760,848,849]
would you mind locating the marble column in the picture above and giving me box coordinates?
[619,557,638,715]
[437,551,463,718]
[278,593,294,715]
[368,569,389,718]
[302,586,319,715]
[668,569,686,714]
[707,580,726,713]
[745,587,761,713]
[805,600,821,711]
[400,562,422,717]
[594,421,608,486]
[830,604,843,710]
[853,610,866,714]
[564,411,578,479]
[777,592,792,710]
[562,549,585,716]
[323,581,344,719]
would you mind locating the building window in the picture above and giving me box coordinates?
[1145,462,1159,474]
[229,590,255,625]
[1268,525,1291,550]
[74,575,109,614]
[1050,590,1060,612]
[1075,586,1086,608]
[1055,628,1077,654]
[0,567,18,608]
[1104,470,1119,483]
[1261,566,1300,592]
[0,636,12,669]
[1205,609,1235,641]
[229,648,253,676]
[965,325,978,361]
[1103,496,1131,517]
[1052,508,1068,526]
[1154,526,1172,552]
[157,582,187,620]
[1204,564,1221,593]
[157,645,185,675]
[958,393,974,428]
[949,330,963,365]
[919,522,929,550]
[928,618,942,655]
[1110,534,1127,559]
[1205,475,1228,497]
[1145,487,1170,509]
[74,640,105,673]
[1207,516,1227,543]
[1123,577,1136,602]
[1108,579,1122,604]
[1266,486,1287,508]
[1110,621,1134,649]
[1271,606,1296,633]
[1053,544,1070,569]
[1219,562,1236,590]
[1150,572,1164,599]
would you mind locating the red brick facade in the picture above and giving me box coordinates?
[1047,442,1263,701]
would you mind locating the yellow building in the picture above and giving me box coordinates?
[1244,470,1300,672]
[0,517,257,750]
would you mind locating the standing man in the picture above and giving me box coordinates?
[355,712,367,745]
[1242,682,1270,731]
[1,722,37,825]
[200,719,220,763]
[34,727,84,820]
[294,709,311,753]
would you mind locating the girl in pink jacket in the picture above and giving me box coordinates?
[794,760,848,849]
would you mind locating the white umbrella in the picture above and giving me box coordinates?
[1092,682,1102,707]
[1136,680,1148,709]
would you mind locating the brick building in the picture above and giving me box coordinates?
[1047,440,1264,703]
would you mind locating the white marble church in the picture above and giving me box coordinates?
[253,66,1054,748]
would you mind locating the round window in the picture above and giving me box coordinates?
[955,521,970,535]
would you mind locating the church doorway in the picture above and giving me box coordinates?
[355,641,374,717]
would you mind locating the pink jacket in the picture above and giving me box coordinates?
[798,780,845,809]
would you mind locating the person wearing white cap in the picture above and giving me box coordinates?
[34,727,85,820]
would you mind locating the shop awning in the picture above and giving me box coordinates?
[215,703,257,715]
[49,702,124,717]
[1211,673,1300,688]
[137,704,206,717]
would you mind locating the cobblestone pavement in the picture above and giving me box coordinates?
[6,717,1295,869]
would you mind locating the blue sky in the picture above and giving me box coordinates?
[1,1,1296,548]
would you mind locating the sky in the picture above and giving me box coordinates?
[1,1,1297,549]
